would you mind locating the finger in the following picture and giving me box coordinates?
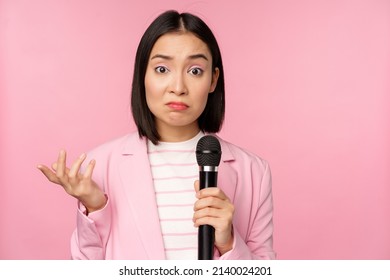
[194,196,225,211]
[193,207,220,221]
[194,216,233,233]
[52,162,71,173]
[56,150,67,178]
[83,159,96,179]
[198,187,229,200]
[37,165,61,184]
[193,216,221,228]
[194,204,234,221]
[68,153,86,178]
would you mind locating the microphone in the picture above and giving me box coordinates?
[196,135,222,260]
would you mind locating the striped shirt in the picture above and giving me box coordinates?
[147,132,203,259]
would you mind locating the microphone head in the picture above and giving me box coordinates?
[196,135,222,167]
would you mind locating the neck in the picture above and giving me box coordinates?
[157,123,200,143]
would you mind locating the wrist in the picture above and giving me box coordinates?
[216,232,234,255]
[82,193,107,214]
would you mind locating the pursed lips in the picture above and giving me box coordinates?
[166,101,189,110]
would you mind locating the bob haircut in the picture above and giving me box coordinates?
[131,10,225,144]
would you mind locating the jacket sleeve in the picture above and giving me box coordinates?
[70,198,111,259]
[70,150,112,260]
[215,160,276,260]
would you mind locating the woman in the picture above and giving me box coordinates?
[38,10,275,260]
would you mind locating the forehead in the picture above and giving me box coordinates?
[149,32,212,59]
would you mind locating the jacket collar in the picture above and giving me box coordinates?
[121,132,235,163]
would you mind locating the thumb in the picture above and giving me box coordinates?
[194,180,200,193]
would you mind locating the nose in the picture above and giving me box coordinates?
[168,72,187,95]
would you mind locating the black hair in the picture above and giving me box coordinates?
[131,10,225,144]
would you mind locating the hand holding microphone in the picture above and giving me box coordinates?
[194,135,234,259]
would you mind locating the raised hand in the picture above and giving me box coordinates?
[193,180,234,255]
[37,150,107,213]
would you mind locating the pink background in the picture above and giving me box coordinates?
[1,0,389,259]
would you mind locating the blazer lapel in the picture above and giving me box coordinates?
[115,133,237,259]
[118,133,165,259]
[217,137,238,203]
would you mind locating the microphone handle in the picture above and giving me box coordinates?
[198,170,217,260]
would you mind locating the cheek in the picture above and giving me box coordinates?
[144,73,160,100]
[199,82,213,103]
[190,79,213,110]
[144,72,152,95]
[145,89,159,114]
[144,76,158,112]
[194,91,210,113]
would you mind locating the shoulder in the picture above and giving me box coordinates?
[86,131,144,159]
[217,135,269,172]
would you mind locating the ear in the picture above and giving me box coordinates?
[209,67,220,93]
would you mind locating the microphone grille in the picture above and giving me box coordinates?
[196,135,222,167]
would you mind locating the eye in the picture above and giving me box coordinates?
[155,66,169,74]
[188,67,203,76]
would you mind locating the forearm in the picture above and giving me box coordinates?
[71,197,112,259]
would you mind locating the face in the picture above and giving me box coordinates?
[144,32,219,142]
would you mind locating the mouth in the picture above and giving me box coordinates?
[166,102,189,111]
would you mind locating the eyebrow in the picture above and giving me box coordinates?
[150,53,209,61]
